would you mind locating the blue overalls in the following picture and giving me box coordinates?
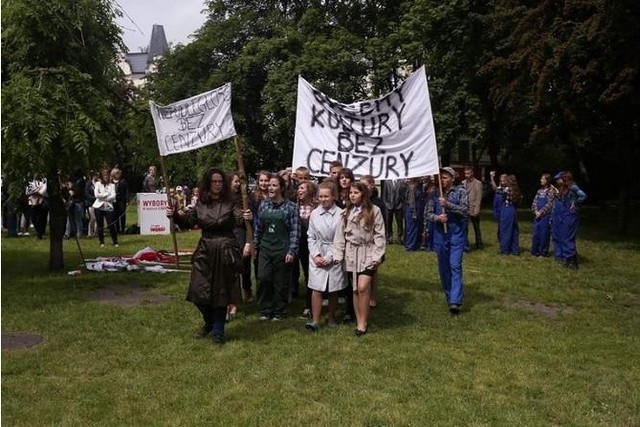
[404,185,425,251]
[427,186,468,306]
[498,188,519,255]
[552,185,586,262]
[531,188,553,256]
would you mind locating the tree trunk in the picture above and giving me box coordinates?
[46,171,66,271]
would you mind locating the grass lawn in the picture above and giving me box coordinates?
[2,206,639,425]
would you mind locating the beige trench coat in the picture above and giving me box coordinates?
[332,205,386,280]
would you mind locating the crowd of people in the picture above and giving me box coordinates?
[2,161,587,345]
[2,167,129,246]
[163,161,586,345]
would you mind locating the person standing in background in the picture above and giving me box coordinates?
[490,172,507,244]
[113,168,128,234]
[422,176,437,251]
[93,168,118,247]
[403,177,425,251]
[382,178,405,245]
[67,169,86,239]
[85,171,98,237]
[142,165,157,193]
[294,180,317,317]
[531,173,556,257]
[495,175,521,256]
[463,166,483,251]
[26,176,48,240]
[551,171,586,269]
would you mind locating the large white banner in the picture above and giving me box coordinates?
[137,193,171,235]
[293,66,439,179]
[150,83,237,156]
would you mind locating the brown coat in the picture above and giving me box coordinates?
[178,199,243,307]
[464,178,483,217]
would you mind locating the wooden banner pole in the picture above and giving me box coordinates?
[159,156,180,267]
[233,136,254,253]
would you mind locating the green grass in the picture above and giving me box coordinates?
[2,206,640,425]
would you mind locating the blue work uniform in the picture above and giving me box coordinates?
[496,186,520,255]
[531,187,555,256]
[551,184,586,262]
[425,185,469,306]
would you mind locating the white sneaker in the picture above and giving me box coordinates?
[299,309,311,319]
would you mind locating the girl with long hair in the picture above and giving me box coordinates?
[332,182,386,336]
[295,180,317,319]
[531,173,556,257]
[496,174,521,255]
[337,168,355,208]
[93,167,118,247]
[551,171,586,268]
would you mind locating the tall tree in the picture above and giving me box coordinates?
[2,0,126,270]
[483,0,640,231]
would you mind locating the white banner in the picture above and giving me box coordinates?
[137,193,171,235]
[293,66,439,179]
[150,84,237,156]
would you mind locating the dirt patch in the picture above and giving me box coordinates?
[2,332,44,351]
[504,299,576,318]
[89,284,172,307]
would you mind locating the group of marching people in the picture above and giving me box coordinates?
[165,160,587,345]
[167,162,391,344]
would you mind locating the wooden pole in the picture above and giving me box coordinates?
[159,156,180,267]
[233,136,254,252]
[437,173,448,234]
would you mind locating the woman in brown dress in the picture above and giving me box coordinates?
[168,167,249,345]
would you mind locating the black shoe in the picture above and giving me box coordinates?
[305,322,320,332]
[193,324,213,338]
[212,333,225,345]
[448,304,461,315]
[354,328,367,337]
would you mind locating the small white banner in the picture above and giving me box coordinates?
[293,66,439,179]
[150,84,237,156]
[137,193,171,235]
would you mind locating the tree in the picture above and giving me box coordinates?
[483,0,640,231]
[2,0,127,270]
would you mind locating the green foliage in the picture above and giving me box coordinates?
[128,0,637,217]
[1,0,128,269]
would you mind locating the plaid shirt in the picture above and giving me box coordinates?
[254,198,300,256]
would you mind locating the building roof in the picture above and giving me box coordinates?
[147,24,169,63]
[126,52,149,74]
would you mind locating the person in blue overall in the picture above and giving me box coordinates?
[424,167,469,315]
[531,173,556,257]
[495,174,521,255]
[422,176,437,251]
[490,172,507,244]
[403,177,425,251]
[551,171,586,269]
[254,174,300,320]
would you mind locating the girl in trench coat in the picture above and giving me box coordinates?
[305,180,347,331]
